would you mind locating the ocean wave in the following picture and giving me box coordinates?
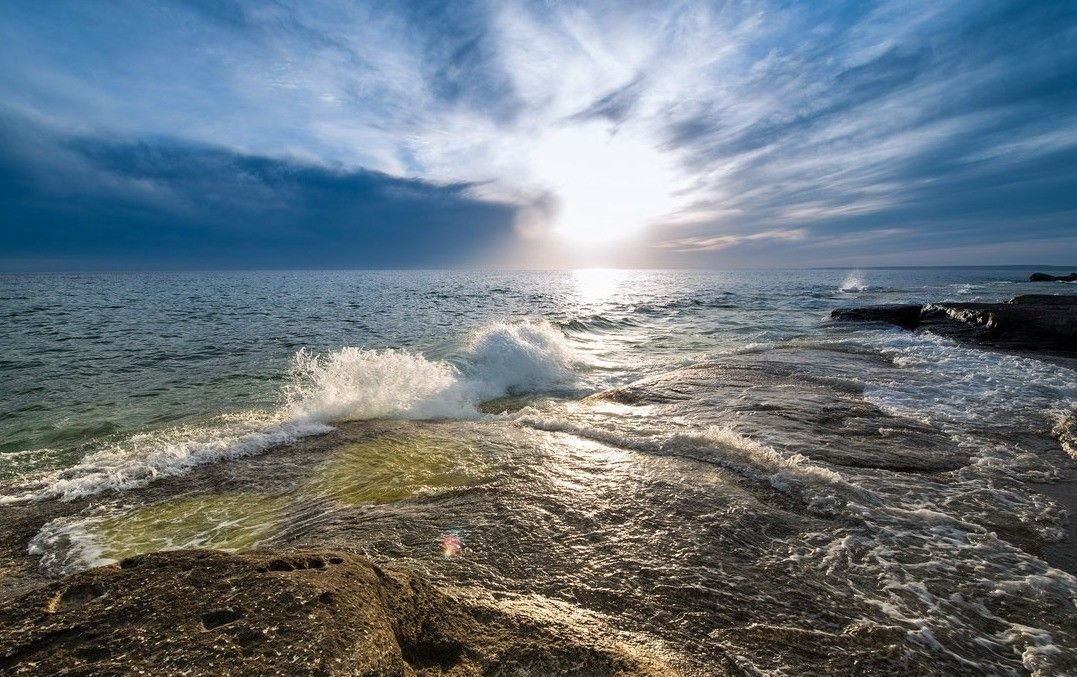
[2,320,582,503]
[631,294,739,315]
[717,341,776,356]
[0,413,332,504]
[557,314,638,333]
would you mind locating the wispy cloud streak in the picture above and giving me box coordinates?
[1,0,1075,266]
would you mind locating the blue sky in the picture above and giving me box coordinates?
[1,0,1075,269]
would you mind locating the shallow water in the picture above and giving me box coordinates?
[2,268,1076,674]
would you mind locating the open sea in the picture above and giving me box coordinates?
[1,268,1075,675]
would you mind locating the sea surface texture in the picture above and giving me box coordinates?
[2,269,1075,675]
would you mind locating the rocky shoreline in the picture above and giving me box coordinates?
[1,291,1074,675]
[830,293,1077,354]
[0,549,668,676]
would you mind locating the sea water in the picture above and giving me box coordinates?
[2,268,1075,674]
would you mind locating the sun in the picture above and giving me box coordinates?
[526,123,681,244]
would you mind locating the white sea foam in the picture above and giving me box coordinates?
[718,341,775,356]
[286,320,580,422]
[0,414,332,504]
[862,330,1077,427]
[27,516,103,576]
[794,518,1077,675]
[839,271,869,293]
[3,320,581,503]
[285,347,465,422]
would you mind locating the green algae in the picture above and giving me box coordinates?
[303,435,482,505]
[84,433,483,562]
[92,491,289,562]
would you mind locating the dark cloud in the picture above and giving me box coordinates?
[0,117,517,270]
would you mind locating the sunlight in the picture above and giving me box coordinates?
[572,267,630,303]
[529,123,681,243]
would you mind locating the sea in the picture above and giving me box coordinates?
[1,268,1075,675]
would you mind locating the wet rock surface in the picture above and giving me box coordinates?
[593,347,967,472]
[1059,410,1077,461]
[1029,272,1077,282]
[2,344,1074,676]
[0,549,667,676]
[831,294,1077,354]
[828,304,923,329]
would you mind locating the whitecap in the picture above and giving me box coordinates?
[3,320,583,503]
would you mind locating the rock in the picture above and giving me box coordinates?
[0,549,667,676]
[1058,410,1077,462]
[831,295,1077,354]
[920,296,1077,351]
[828,305,922,329]
[590,347,968,473]
[1008,294,1077,306]
[1030,272,1077,282]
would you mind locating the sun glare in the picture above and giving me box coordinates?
[572,267,630,302]
[529,124,681,244]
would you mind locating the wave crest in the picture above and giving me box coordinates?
[286,320,580,423]
[285,347,463,422]
[5,320,581,503]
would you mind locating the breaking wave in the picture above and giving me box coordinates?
[2,321,581,503]
[287,320,580,422]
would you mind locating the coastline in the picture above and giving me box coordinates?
[1,283,1075,674]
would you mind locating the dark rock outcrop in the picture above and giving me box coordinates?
[1009,294,1077,306]
[0,549,666,676]
[827,304,922,329]
[830,294,1077,353]
[1030,272,1077,282]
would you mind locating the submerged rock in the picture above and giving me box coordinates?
[0,549,666,676]
[1030,272,1077,282]
[591,347,967,473]
[831,294,1077,353]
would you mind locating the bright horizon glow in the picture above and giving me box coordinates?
[572,267,631,302]
[528,124,682,244]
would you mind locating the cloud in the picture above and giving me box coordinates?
[657,228,808,252]
[0,114,517,270]
[1,0,1076,267]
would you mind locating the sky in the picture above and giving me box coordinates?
[1,0,1075,270]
